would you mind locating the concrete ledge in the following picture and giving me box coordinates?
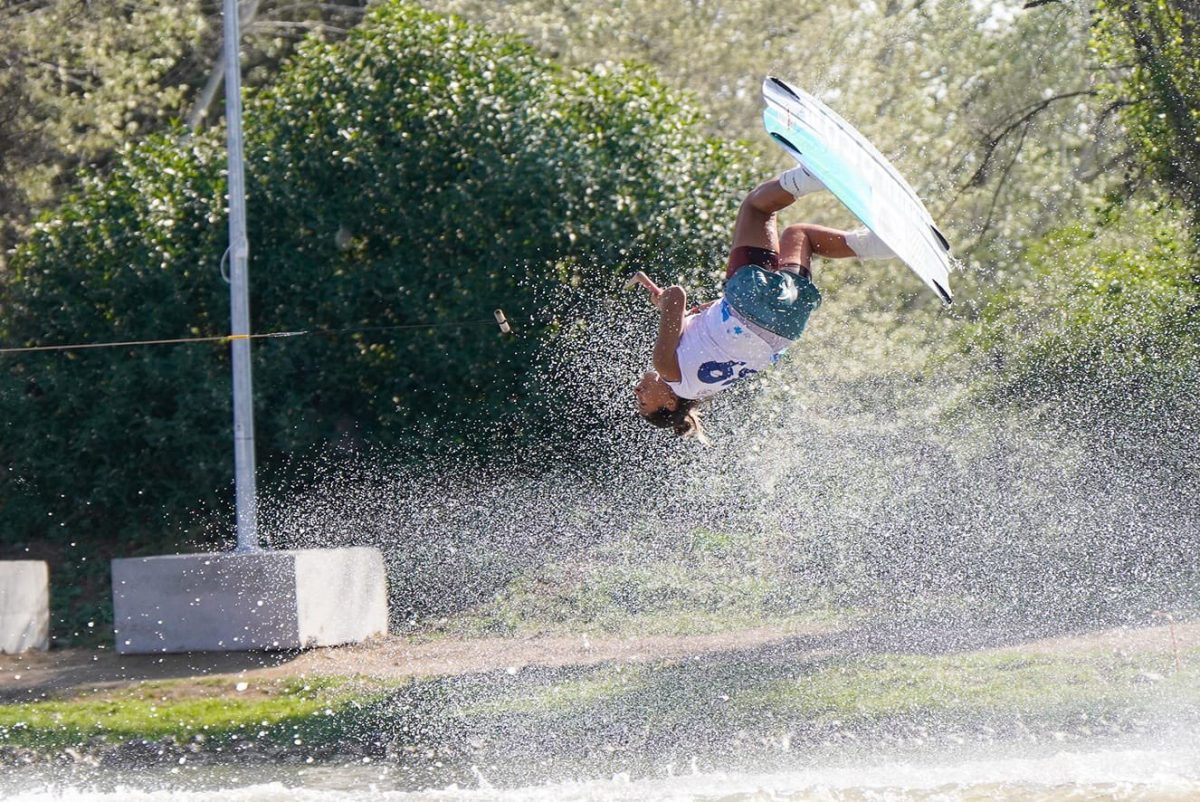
[112,547,388,655]
[0,561,50,654]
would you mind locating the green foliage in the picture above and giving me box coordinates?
[0,2,206,196]
[0,134,234,642]
[959,201,1199,416]
[0,0,752,641]
[428,0,1125,283]
[242,3,749,447]
[958,0,1200,421]
[0,1,368,267]
[1093,0,1200,231]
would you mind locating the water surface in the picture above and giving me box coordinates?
[6,743,1198,801]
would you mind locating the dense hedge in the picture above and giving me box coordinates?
[0,0,752,641]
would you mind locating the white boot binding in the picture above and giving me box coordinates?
[844,227,896,260]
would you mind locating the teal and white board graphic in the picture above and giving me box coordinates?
[762,76,954,304]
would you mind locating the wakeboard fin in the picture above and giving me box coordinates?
[767,75,801,102]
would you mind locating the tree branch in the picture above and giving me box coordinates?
[945,89,1099,211]
[248,19,350,35]
[976,121,1031,246]
[962,90,1097,190]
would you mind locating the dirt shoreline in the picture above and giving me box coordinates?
[2,619,1195,702]
[0,624,832,701]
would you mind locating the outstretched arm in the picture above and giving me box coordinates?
[651,285,686,383]
[625,270,662,301]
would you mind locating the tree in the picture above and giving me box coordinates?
[1093,0,1200,241]
[0,0,368,270]
[0,0,752,641]
[425,0,1126,281]
[954,1,1200,422]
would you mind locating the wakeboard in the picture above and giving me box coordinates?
[762,76,954,304]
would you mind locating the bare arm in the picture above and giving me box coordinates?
[652,285,686,382]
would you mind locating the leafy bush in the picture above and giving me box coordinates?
[958,200,1199,426]
[0,0,752,641]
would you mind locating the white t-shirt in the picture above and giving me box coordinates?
[664,299,789,400]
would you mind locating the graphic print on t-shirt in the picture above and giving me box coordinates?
[664,299,780,400]
[697,360,757,386]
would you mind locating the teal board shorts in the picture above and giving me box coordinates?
[724,249,822,341]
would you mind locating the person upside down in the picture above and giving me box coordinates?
[631,166,896,443]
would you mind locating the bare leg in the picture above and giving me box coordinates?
[778,224,813,270]
[727,169,829,279]
[729,178,795,256]
[786,224,857,260]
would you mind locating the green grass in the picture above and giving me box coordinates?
[0,677,388,750]
[456,646,1200,736]
[738,648,1200,725]
[438,606,850,641]
[421,545,857,641]
[3,633,1198,759]
[464,663,653,717]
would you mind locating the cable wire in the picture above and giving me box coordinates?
[0,316,511,356]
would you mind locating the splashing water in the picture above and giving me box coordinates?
[4,743,1200,800]
[126,276,1197,799]
[259,281,1199,638]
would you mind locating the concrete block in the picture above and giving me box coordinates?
[0,561,50,654]
[112,547,387,654]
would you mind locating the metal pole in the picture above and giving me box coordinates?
[223,0,259,552]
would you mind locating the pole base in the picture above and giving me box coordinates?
[111,548,388,655]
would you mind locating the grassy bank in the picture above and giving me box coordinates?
[2,624,1197,777]
[0,676,389,753]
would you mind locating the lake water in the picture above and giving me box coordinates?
[4,744,1198,801]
